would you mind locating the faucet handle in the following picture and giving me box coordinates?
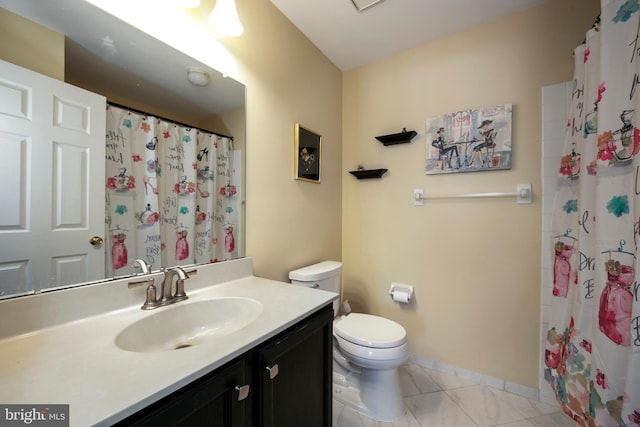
[128,277,160,310]
[141,278,160,310]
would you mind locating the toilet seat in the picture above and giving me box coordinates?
[334,313,407,348]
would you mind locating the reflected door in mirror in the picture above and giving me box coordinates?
[0,59,106,297]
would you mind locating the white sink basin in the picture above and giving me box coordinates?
[115,297,263,352]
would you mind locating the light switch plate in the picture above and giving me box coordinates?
[414,188,424,206]
[516,183,532,204]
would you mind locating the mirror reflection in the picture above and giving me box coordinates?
[0,0,246,299]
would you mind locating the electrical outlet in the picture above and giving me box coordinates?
[413,188,424,206]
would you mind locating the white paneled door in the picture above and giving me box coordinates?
[0,59,106,297]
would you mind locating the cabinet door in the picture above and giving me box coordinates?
[116,358,252,427]
[258,305,333,427]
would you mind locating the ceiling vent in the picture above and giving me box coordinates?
[350,0,385,12]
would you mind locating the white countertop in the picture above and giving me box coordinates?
[0,259,337,426]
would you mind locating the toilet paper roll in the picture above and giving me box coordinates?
[391,289,411,303]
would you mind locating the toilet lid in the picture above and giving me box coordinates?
[334,313,406,349]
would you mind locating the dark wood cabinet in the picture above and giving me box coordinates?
[257,304,333,427]
[115,357,251,427]
[115,304,333,427]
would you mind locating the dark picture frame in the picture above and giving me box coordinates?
[294,123,322,183]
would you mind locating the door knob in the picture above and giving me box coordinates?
[89,236,104,246]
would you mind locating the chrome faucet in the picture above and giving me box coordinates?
[128,265,196,310]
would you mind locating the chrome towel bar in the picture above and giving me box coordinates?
[415,183,532,204]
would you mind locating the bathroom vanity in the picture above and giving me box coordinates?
[0,258,337,426]
[116,304,333,426]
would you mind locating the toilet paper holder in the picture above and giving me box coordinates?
[388,282,414,302]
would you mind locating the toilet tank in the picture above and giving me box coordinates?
[289,261,342,314]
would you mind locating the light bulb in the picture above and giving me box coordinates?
[208,0,244,37]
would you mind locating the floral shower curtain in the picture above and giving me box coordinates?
[105,105,240,277]
[545,1,640,426]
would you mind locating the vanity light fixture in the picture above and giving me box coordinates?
[208,0,244,37]
[350,0,385,12]
[187,66,210,86]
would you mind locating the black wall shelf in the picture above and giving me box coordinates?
[349,169,388,179]
[375,128,417,146]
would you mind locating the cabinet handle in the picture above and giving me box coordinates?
[235,384,250,401]
[266,364,279,380]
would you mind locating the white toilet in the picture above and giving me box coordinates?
[289,261,409,422]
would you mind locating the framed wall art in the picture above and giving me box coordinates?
[425,103,512,175]
[294,123,322,183]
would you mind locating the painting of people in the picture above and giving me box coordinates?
[426,103,512,174]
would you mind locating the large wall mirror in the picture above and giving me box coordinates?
[0,0,246,299]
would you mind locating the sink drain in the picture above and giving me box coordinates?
[174,343,193,350]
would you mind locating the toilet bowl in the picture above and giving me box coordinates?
[333,313,409,421]
[289,261,409,422]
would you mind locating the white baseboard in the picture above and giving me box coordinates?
[410,355,542,401]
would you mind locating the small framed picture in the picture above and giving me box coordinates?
[294,123,321,183]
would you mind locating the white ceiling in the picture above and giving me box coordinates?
[270,0,547,71]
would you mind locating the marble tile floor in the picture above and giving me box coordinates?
[333,362,578,427]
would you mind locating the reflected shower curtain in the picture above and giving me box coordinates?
[104,105,240,277]
[545,1,640,426]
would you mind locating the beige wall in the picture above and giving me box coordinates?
[342,0,599,388]
[227,0,343,280]
[0,8,64,80]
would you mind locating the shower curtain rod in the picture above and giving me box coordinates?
[107,101,234,141]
